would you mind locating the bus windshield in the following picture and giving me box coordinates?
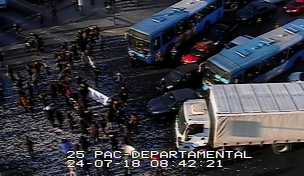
[177,108,187,135]
[205,61,229,84]
[128,36,150,54]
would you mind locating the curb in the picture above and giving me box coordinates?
[74,11,98,22]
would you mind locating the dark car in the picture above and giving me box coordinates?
[148,88,203,117]
[225,0,255,10]
[156,63,203,91]
[181,22,238,64]
[236,2,277,24]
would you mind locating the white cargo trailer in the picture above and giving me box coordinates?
[175,82,304,154]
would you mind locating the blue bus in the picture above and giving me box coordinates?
[202,19,304,91]
[127,0,224,64]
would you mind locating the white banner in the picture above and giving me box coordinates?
[88,87,109,106]
[78,0,83,6]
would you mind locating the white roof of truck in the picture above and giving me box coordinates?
[210,83,304,114]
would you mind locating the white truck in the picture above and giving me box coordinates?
[175,82,304,154]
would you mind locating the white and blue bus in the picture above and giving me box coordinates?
[202,19,304,91]
[127,0,224,64]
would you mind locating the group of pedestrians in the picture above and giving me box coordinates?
[0,25,148,176]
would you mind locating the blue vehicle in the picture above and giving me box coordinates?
[127,0,224,64]
[202,19,304,90]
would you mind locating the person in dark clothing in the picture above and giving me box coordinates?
[98,35,105,50]
[119,86,129,105]
[37,12,44,27]
[0,51,4,67]
[129,53,137,68]
[44,106,55,126]
[129,114,139,134]
[93,68,100,87]
[16,75,24,90]
[78,83,89,98]
[66,113,75,133]
[51,7,57,20]
[79,136,90,153]
[26,64,33,77]
[74,75,83,85]
[55,111,64,129]
[115,109,125,125]
[66,52,73,68]
[22,136,34,158]
[80,118,89,134]
[13,23,23,39]
[26,83,34,100]
[48,84,58,104]
[90,123,99,144]
[6,65,14,81]
[27,98,34,116]
[254,17,262,36]
[109,133,119,150]
[73,0,78,10]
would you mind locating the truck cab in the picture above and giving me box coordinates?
[175,99,211,151]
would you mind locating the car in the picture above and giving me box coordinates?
[284,0,304,15]
[0,0,7,9]
[156,63,203,92]
[222,35,254,51]
[236,2,277,24]
[288,72,304,82]
[181,22,238,64]
[148,88,203,117]
[259,0,285,4]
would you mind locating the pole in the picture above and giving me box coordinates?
[112,0,116,25]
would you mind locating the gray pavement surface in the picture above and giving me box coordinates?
[1,0,304,176]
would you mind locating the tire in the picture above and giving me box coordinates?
[230,3,238,10]
[272,144,291,154]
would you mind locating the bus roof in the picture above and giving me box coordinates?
[129,0,212,37]
[207,19,304,74]
[210,83,304,114]
[208,38,279,73]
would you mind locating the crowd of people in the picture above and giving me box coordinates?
[0,25,157,176]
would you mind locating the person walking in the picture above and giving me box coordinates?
[55,111,64,129]
[109,133,119,150]
[129,114,138,134]
[72,0,78,11]
[37,12,44,27]
[155,50,164,68]
[22,136,34,158]
[51,7,57,20]
[13,23,23,39]
[26,98,34,116]
[44,105,55,127]
[18,91,28,112]
[129,53,137,68]
[119,85,129,105]
[66,113,75,133]
[90,123,99,144]
[115,109,125,125]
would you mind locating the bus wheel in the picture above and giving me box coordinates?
[230,4,238,10]
[271,144,292,154]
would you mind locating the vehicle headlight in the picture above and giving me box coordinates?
[291,9,298,12]
[166,85,173,89]
[161,78,165,81]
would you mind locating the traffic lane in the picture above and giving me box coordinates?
[7,0,39,16]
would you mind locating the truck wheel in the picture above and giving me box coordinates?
[232,146,246,151]
[272,144,291,154]
[230,4,238,10]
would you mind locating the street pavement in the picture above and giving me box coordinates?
[1,0,304,176]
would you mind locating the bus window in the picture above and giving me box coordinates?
[274,49,288,64]
[289,41,304,56]
[244,64,260,82]
[152,36,161,52]
[176,20,187,36]
[260,57,275,74]
[186,14,197,30]
[162,26,175,45]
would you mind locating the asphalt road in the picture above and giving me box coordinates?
[1,1,304,176]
